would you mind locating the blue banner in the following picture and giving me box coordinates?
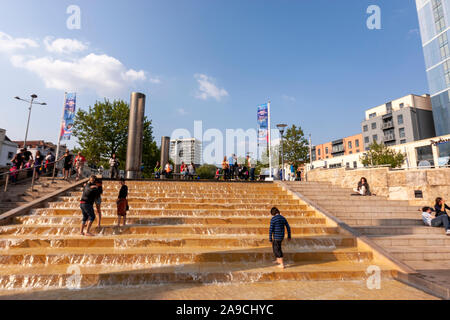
[257,104,268,143]
[60,93,76,141]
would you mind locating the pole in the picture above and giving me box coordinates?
[23,97,35,148]
[53,92,66,182]
[267,100,273,179]
[281,133,284,181]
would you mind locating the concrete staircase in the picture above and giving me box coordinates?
[0,181,408,293]
[0,178,73,214]
[283,181,450,297]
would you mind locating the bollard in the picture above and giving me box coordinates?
[4,174,9,192]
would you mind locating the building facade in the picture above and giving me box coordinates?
[309,134,450,170]
[169,138,202,167]
[416,0,450,156]
[361,94,436,150]
[312,134,363,163]
[0,129,18,167]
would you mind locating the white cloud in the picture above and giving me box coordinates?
[177,108,188,115]
[149,77,161,84]
[194,73,229,101]
[44,37,88,54]
[282,94,296,102]
[0,31,38,53]
[11,53,147,96]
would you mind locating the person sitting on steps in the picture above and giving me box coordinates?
[353,177,372,196]
[435,197,450,218]
[421,206,450,236]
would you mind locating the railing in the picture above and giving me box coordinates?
[383,134,396,142]
[0,158,79,193]
[382,122,394,130]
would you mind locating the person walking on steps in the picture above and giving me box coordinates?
[269,207,291,269]
[109,153,120,180]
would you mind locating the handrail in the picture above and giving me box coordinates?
[1,157,74,193]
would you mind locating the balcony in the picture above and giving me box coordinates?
[382,121,394,130]
[383,133,396,142]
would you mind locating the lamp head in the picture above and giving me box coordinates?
[14,96,20,100]
[31,94,38,99]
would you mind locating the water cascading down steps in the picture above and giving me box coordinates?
[0,181,399,290]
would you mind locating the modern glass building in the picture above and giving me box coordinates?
[416,0,450,159]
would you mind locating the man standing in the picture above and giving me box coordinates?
[75,152,86,181]
[228,154,235,180]
[247,155,256,181]
[109,153,120,179]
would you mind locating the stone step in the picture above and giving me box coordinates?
[31,208,319,218]
[47,203,310,210]
[325,206,419,213]
[342,218,423,227]
[0,234,356,249]
[0,261,396,289]
[57,196,302,205]
[387,246,450,261]
[16,216,328,226]
[354,226,445,235]
[69,191,290,197]
[329,211,422,219]
[0,247,373,266]
[0,224,340,236]
[305,199,410,206]
[371,234,450,247]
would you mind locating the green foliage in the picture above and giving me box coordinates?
[196,164,217,179]
[73,99,159,175]
[360,141,406,168]
[282,125,309,166]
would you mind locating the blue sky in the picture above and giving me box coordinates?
[0,0,428,149]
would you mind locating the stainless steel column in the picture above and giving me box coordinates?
[126,92,146,179]
[160,136,170,170]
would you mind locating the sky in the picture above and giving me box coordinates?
[0,0,428,151]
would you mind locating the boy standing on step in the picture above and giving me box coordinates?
[269,207,291,269]
[80,175,99,237]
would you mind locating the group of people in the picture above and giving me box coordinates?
[9,148,56,183]
[79,175,129,236]
[220,154,256,181]
[421,198,450,235]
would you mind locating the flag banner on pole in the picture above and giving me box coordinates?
[60,93,76,141]
[257,103,269,144]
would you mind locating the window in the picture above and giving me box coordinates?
[325,147,329,154]
[399,103,404,109]
[369,113,377,119]
[373,135,378,142]
[356,149,360,153]
[444,60,450,85]
[371,122,377,130]
[363,125,368,132]
[400,140,406,144]
[432,0,446,33]
[397,114,404,125]
[439,33,449,59]
[348,141,352,149]
[364,137,370,144]
[7,152,14,159]
[349,151,353,154]
[318,149,321,156]
[386,102,393,113]
[353,161,357,168]
[399,128,406,138]
[355,139,360,148]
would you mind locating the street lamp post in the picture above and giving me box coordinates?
[14,94,47,148]
[277,124,287,181]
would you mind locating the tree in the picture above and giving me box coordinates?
[196,164,217,179]
[360,141,406,168]
[73,99,159,175]
[282,125,309,166]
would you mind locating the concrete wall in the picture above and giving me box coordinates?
[308,167,450,202]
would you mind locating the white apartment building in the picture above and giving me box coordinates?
[169,138,202,166]
[0,129,18,167]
